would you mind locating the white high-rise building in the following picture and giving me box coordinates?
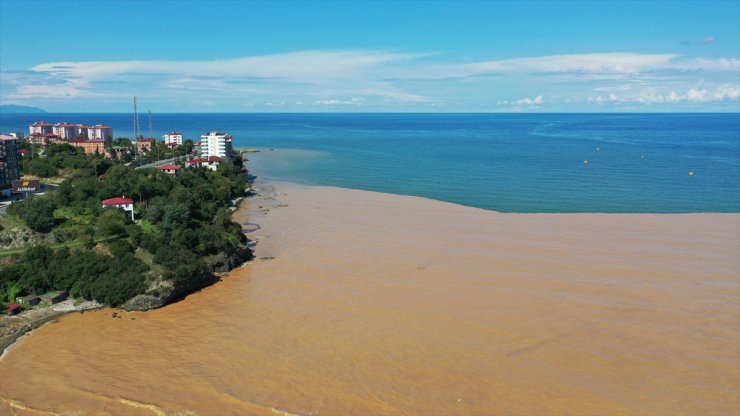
[89,124,113,140]
[199,131,233,159]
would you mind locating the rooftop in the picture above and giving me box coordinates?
[102,197,134,205]
[157,164,181,170]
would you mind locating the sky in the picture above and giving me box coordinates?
[0,0,739,112]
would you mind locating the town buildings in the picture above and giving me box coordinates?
[29,122,113,141]
[163,132,183,146]
[0,135,21,197]
[200,132,233,159]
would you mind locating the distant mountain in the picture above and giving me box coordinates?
[0,104,47,114]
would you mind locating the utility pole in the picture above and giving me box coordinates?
[133,96,140,160]
[149,109,158,161]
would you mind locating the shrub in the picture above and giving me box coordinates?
[8,197,56,233]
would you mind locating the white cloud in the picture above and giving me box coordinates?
[3,49,739,111]
[313,98,364,106]
[598,85,739,105]
[687,88,708,102]
[29,50,422,82]
[714,84,740,100]
[516,95,543,105]
[397,53,740,80]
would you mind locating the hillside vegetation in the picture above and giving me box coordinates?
[1,148,252,309]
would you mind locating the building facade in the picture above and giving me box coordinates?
[29,122,53,135]
[29,122,113,141]
[76,125,91,139]
[69,139,106,155]
[200,132,233,159]
[136,138,155,153]
[29,133,59,145]
[186,156,222,171]
[52,122,79,140]
[0,135,21,197]
[88,124,113,140]
[163,132,183,146]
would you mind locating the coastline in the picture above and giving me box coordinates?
[0,300,102,359]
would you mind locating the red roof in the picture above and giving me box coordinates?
[17,149,30,153]
[138,138,155,142]
[166,142,178,147]
[168,131,181,135]
[102,197,134,205]
[188,158,206,164]
[7,304,21,311]
[157,164,181,170]
[207,156,222,163]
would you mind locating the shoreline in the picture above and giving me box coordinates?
[0,300,103,359]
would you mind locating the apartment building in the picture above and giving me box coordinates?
[163,132,183,146]
[0,135,21,197]
[199,131,233,159]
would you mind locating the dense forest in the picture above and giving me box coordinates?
[1,144,252,308]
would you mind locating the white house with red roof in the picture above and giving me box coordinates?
[101,197,135,221]
[186,156,222,171]
[163,132,183,146]
[156,163,181,175]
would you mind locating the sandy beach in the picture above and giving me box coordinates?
[0,180,738,415]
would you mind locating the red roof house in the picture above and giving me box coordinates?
[187,156,221,171]
[6,304,21,315]
[102,197,134,206]
[102,197,135,221]
[156,163,181,175]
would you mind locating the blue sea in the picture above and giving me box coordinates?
[2,113,739,212]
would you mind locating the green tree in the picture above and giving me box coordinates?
[96,208,128,237]
[7,197,56,233]
[24,158,57,177]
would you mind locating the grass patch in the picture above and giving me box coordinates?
[135,247,166,282]
[54,207,96,225]
[0,214,27,230]
[139,219,158,234]
[0,234,122,258]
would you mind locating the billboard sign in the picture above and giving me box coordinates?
[12,180,40,193]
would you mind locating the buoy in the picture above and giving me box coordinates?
[584,160,589,164]
[688,171,695,176]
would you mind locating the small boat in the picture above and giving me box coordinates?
[688,171,695,176]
